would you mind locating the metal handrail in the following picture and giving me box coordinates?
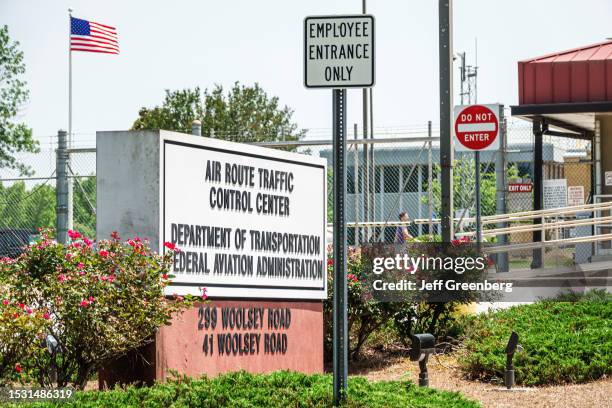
[253,136,440,148]
[485,233,612,254]
[462,201,612,224]
[341,202,612,227]
[456,215,612,237]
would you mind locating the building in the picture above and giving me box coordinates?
[320,139,585,244]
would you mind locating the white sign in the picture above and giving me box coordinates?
[543,179,568,209]
[567,185,585,206]
[605,171,612,186]
[304,15,375,88]
[454,104,500,152]
[163,138,327,299]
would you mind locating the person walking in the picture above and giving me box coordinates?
[395,212,414,243]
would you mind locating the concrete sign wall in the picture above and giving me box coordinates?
[97,130,326,384]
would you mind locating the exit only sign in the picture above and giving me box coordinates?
[508,183,533,193]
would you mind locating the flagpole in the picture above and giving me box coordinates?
[67,8,73,230]
[68,8,72,148]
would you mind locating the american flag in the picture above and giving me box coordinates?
[70,16,119,54]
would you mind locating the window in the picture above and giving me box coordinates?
[516,163,533,179]
[375,167,382,193]
[384,167,400,193]
[384,227,396,243]
[421,165,437,191]
[409,224,418,238]
[373,227,382,241]
[403,166,419,192]
[482,163,495,175]
[347,167,355,194]
[347,227,355,245]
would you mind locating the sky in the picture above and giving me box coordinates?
[1,0,611,148]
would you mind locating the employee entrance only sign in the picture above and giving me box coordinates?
[304,15,375,88]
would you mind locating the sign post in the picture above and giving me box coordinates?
[454,104,500,251]
[332,88,347,405]
[304,14,375,405]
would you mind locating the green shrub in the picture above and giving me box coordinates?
[17,371,479,408]
[391,236,490,347]
[324,238,489,360]
[458,290,612,386]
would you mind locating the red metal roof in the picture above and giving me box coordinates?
[518,40,612,105]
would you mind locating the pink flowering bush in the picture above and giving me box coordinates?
[0,229,195,389]
[323,245,400,361]
[0,277,48,385]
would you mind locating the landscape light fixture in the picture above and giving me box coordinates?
[45,334,59,384]
[46,334,58,355]
[504,331,523,389]
[409,333,436,387]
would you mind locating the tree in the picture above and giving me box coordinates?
[72,177,96,239]
[132,88,203,135]
[0,26,38,175]
[0,179,96,238]
[0,181,55,231]
[132,83,305,143]
[425,159,497,219]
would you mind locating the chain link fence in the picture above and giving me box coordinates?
[0,135,96,256]
[0,121,596,270]
[68,148,96,239]
[496,123,594,270]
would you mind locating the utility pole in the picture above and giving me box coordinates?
[496,110,509,271]
[439,0,454,242]
[459,52,466,105]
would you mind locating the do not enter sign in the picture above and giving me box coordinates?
[454,104,500,152]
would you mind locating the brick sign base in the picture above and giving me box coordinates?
[99,300,323,388]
